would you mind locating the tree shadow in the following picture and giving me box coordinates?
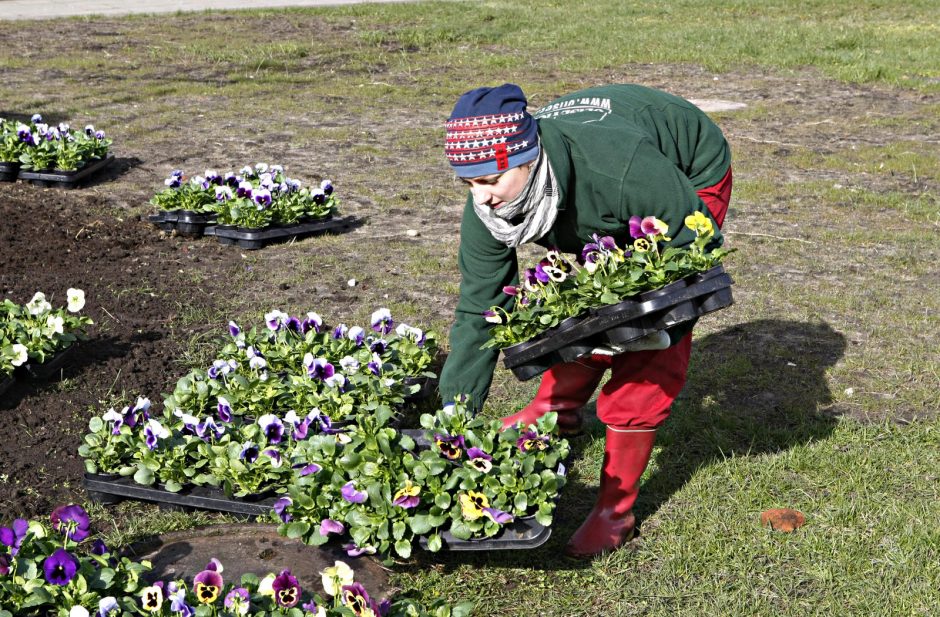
[410,319,845,572]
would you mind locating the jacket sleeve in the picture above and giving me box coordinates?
[438,194,519,412]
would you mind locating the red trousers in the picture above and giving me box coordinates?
[585,166,733,428]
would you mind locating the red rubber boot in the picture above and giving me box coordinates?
[500,359,607,436]
[564,426,657,558]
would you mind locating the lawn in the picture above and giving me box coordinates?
[0,1,937,615]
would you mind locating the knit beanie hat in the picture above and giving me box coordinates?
[444,83,540,178]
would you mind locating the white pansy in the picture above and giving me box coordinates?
[11,343,29,367]
[69,607,90,617]
[321,560,355,597]
[27,291,52,315]
[46,314,65,335]
[66,288,85,312]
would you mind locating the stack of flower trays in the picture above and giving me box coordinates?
[484,213,737,382]
[501,264,734,381]
[145,164,350,249]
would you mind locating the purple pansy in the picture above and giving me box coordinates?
[273,497,292,523]
[43,548,78,586]
[434,434,465,460]
[272,570,301,608]
[343,543,376,557]
[224,587,250,615]
[228,321,241,337]
[341,481,368,504]
[305,356,335,382]
[320,519,345,536]
[262,448,282,467]
[196,417,225,441]
[347,326,365,346]
[483,507,514,524]
[370,308,394,334]
[517,430,550,452]
[321,179,333,195]
[169,582,195,617]
[368,338,387,354]
[341,582,379,615]
[297,462,321,476]
[629,215,644,239]
[259,414,285,443]
[333,323,348,339]
[466,447,494,472]
[301,312,322,333]
[216,397,233,422]
[194,565,224,604]
[239,442,259,463]
[0,518,28,555]
[50,504,90,542]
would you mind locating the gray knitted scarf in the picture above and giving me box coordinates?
[472,148,559,247]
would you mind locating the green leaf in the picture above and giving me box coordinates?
[285,521,311,539]
[426,533,443,552]
[514,492,528,512]
[392,520,407,541]
[133,465,155,485]
[448,519,473,540]
[434,492,452,510]
[394,539,412,558]
[409,514,432,535]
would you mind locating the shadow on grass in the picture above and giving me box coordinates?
[412,319,845,572]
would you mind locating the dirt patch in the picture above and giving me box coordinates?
[0,182,238,519]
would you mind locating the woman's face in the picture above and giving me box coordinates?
[461,164,531,210]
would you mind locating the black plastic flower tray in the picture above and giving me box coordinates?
[502,266,734,381]
[17,154,114,189]
[0,161,20,182]
[145,210,217,236]
[83,473,279,517]
[0,375,14,398]
[213,216,354,250]
[401,430,564,551]
[13,344,78,381]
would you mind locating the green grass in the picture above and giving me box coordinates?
[1,0,938,614]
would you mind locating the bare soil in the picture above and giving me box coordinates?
[0,181,238,518]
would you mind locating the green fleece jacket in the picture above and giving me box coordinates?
[439,84,730,410]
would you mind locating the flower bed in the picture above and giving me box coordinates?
[0,114,112,187]
[148,164,339,238]
[0,505,471,616]
[1,289,92,384]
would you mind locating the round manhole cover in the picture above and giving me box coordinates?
[124,524,390,598]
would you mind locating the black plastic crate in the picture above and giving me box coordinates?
[0,375,14,398]
[213,216,353,250]
[0,161,20,182]
[17,154,114,189]
[13,344,78,381]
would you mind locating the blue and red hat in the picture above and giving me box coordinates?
[444,83,540,178]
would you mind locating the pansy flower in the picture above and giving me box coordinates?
[633,237,651,252]
[342,582,380,617]
[66,288,86,313]
[43,548,79,586]
[246,347,267,370]
[392,482,420,508]
[341,481,368,504]
[228,321,241,337]
[9,343,28,367]
[344,543,376,557]
[628,215,644,239]
[483,507,514,525]
[305,355,335,382]
[517,430,550,452]
[236,180,253,199]
[458,491,489,521]
[239,442,259,463]
[370,308,394,334]
[0,518,28,555]
[97,597,119,617]
[50,504,91,541]
[272,570,301,607]
[140,585,163,612]
[263,448,283,468]
[301,312,322,333]
[194,560,224,604]
[325,372,347,390]
[322,560,354,597]
[340,355,360,373]
[333,323,348,339]
[258,414,285,443]
[144,418,170,450]
[320,519,345,537]
[321,179,334,195]
[482,309,503,324]
[434,434,465,460]
[26,291,52,315]
[685,210,714,236]
[0,554,9,576]
[466,447,493,473]
[368,338,387,353]
[296,462,322,476]
[640,215,671,240]
[273,496,292,523]
[311,187,326,204]
[395,323,426,346]
[168,582,194,617]
[224,588,250,615]
[216,396,233,422]
[195,417,224,441]
[347,326,365,346]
